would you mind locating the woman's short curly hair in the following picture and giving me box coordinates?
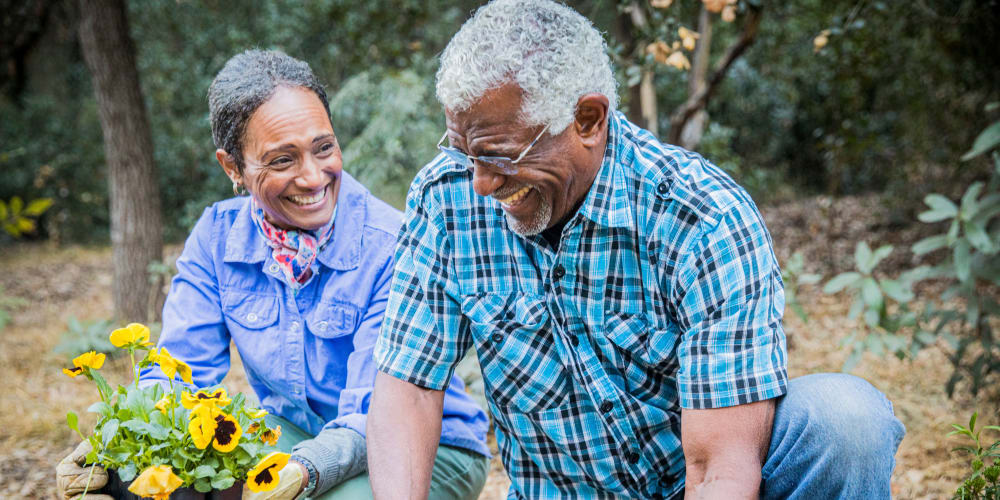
[208,49,330,173]
[436,0,618,134]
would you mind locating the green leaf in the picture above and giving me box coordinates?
[211,469,235,490]
[847,297,864,320]
[870,245,893,270]
[915,330,936,345]
[22,198,53,216]
[192,465,217,479]
[90,370,113,403]
[954,240,972,283]
[861,278,883,309]
[0,199,7,220]
[8,196,22,215]
[920,194,959,222]
[863,308,880,328]
[87,401,112,417]
[965,220,993,253]
[962,121,1000,161]
[971,412,979,432]
[842,343,863,372]
[798,273,822,285]
[879,279,914,303]
[101,419,119,449]
[855,241,873,274]
[824,272,861,294]
[118,462,138,482]
[194,478,212,493]
[912,235,949,255]
[66,412,79,432]
[961,182,985,216]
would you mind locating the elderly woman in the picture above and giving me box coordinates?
[55,49,490,500]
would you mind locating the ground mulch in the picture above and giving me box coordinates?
[1,194,996,499]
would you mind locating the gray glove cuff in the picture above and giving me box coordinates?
[290,427,366,496]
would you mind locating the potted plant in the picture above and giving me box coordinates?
[63,323,288,499]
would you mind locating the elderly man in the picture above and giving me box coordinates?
[368,0,905,498]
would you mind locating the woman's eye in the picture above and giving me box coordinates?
[268,156,293,168]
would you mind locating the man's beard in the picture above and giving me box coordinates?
[505,194,553,237]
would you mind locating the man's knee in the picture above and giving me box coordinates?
[770,373,905,468]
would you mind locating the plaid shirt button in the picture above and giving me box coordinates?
[600,400,614,413]
[492,333,503,343]
[552,264,566,280]
[627,451,640,464]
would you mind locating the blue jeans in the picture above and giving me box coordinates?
[759,373,906,499]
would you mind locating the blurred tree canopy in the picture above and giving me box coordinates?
[1,0,998,243]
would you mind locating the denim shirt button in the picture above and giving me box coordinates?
[268,263,279,273]
[317,321,328,332]
[246,312,258,322]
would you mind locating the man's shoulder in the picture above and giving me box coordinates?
[616,118,757,233]
[406,154,478,216]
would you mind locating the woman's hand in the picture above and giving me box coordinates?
[242,459,308,500]
[55,441,112,500]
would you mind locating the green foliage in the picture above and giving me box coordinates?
[822,241,917,371]
[0,285,27,332]
[823,116,1000,395]
[0,196,52,237]
[950,412,1000,499]
[781,251,822,324]
[54,317,119,357]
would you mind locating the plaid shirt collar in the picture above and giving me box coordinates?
[574,111,636,230]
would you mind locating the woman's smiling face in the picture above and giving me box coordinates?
[237,86,342,231]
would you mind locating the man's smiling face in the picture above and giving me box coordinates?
[443,84,596,237]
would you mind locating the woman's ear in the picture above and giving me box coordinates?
[574,93,609,148]
[215,149,241,185]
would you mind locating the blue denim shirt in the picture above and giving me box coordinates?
[142,171,490,457]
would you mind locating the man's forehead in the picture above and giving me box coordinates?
[445,83,524,131]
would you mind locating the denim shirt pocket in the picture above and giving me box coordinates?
[306,302,359,339]
[222,292,279,331]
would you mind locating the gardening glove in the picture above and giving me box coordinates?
[56,440,112,500]
[242,460,306,500]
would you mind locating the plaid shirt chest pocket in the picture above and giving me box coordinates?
[461,292,573,413]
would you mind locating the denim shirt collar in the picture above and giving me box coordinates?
[223,170,367,271]
[576,111,634,230]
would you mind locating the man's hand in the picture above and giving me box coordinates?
[681,399,775,499]
[241,460,307,500]
[55,441,112,500]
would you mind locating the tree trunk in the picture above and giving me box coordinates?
[668,4,763,148]
[678,7,714,149]
[77,0,162,323]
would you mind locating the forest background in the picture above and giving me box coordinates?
[1,0,999,498]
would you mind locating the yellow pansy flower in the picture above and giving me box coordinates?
[188,404,218,450]
[62,351,106,378]
[260,424,281,446]
[678,26,700,51]
[211,411,242,452]
[246,452,291,493]
[109,323,153,349]
[149,348,193,385]
[154,395,173,414]
[127,465,183,500]
[181,388,231,410]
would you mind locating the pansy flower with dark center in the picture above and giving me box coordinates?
[259,424,282,446]
[212,411,242,452]
[181,388,232,409]
[247,452,290,493]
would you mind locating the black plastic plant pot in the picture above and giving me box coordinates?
[93,469,242,500]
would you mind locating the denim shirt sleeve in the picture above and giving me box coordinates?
[141,204,231,388]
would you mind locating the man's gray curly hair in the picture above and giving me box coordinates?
[436,0,618,134]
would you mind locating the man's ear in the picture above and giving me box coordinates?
[215,149,241,185]
[574,93,610,147]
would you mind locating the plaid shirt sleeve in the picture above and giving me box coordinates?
[673,200,788,409]
[374,186,471,391]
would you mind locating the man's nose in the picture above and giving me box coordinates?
[471,164,506,198]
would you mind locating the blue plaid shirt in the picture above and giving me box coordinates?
[375,112,787,498]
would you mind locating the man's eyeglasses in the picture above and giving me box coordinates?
[437,124,550,175]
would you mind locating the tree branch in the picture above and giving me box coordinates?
[668,5,763,147]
